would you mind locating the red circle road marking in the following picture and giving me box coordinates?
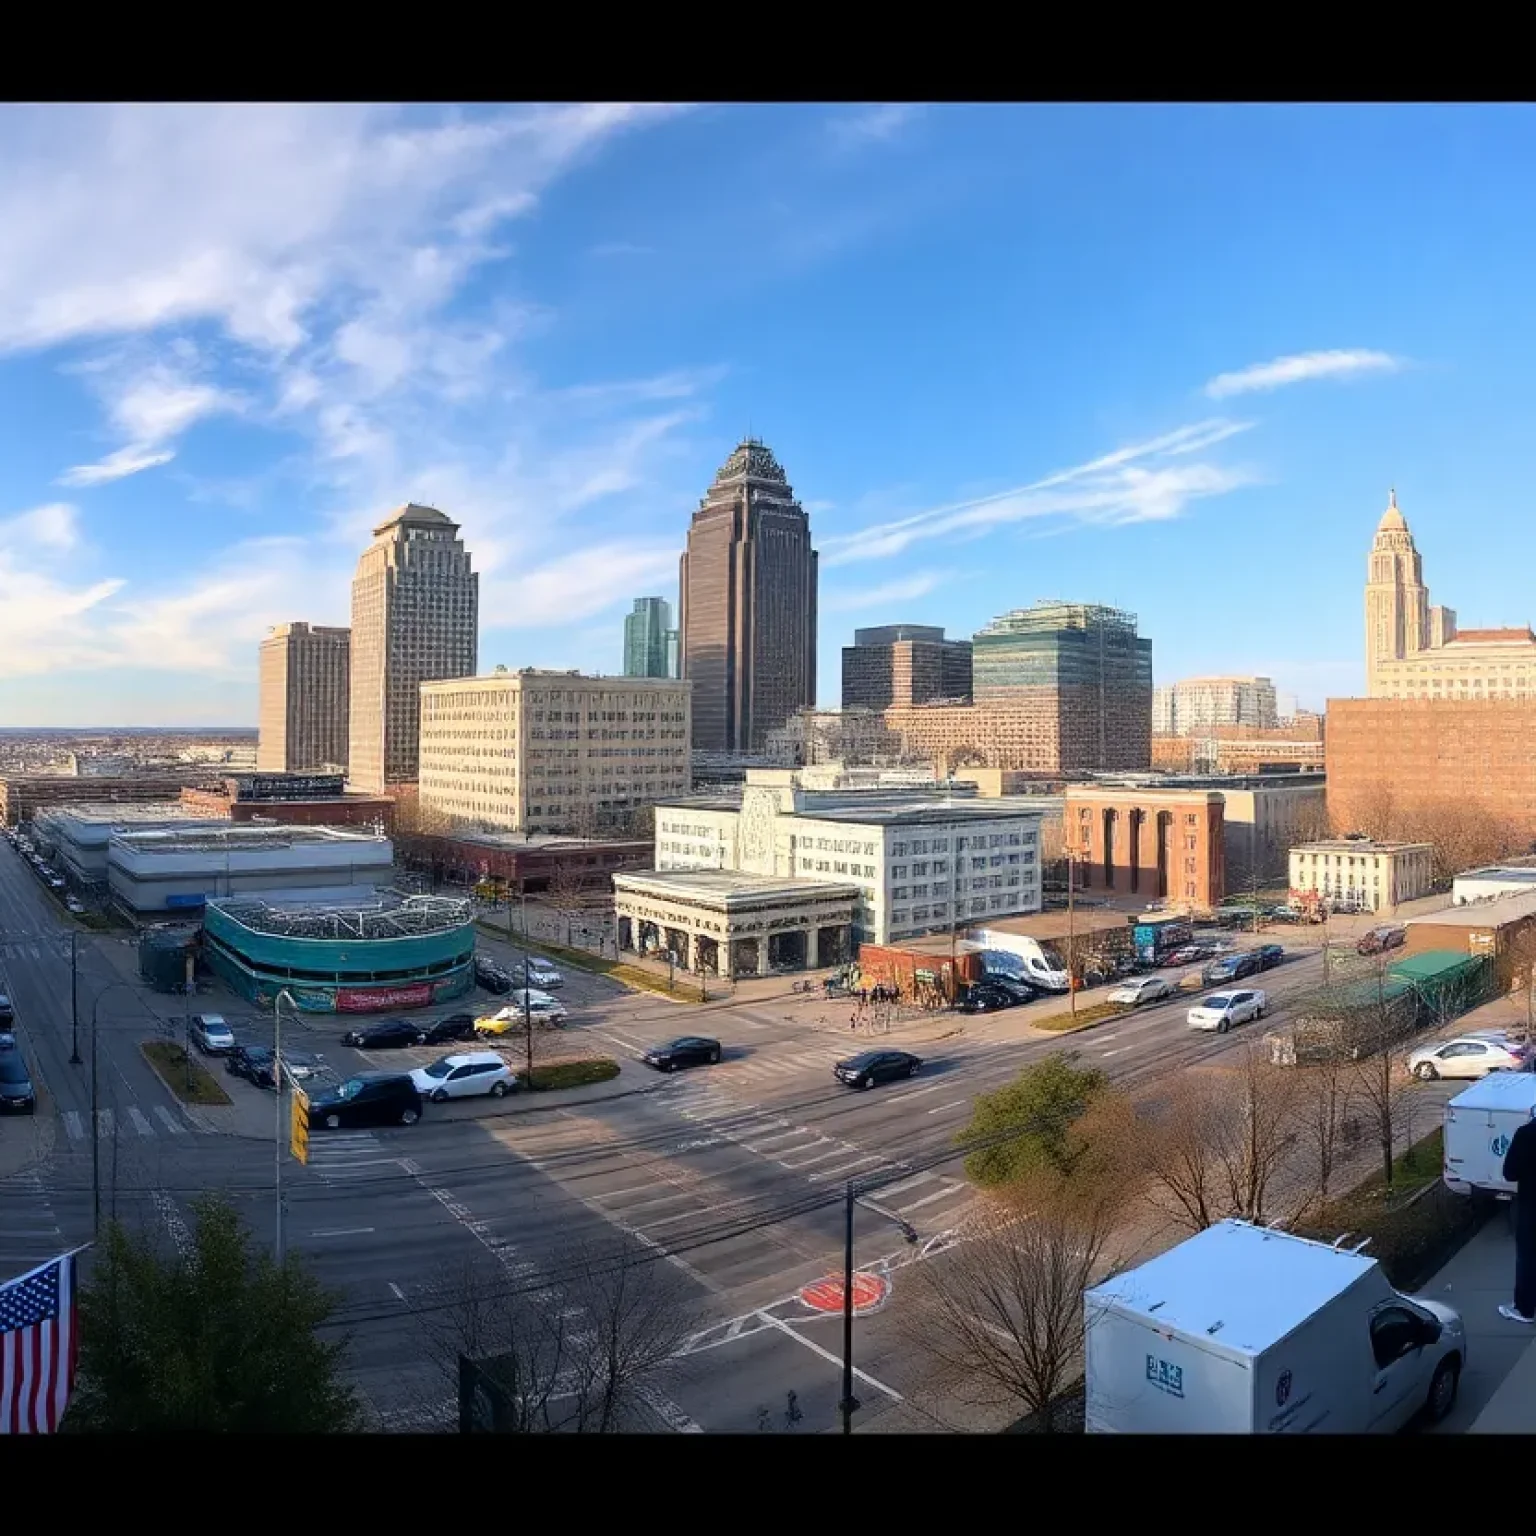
[798,1272,889,1314]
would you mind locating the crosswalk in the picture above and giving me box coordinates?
[303,1129,403,1184]
[0,1169,66,1282]
[0,936,71,965]
[655,1077,974,1226]
[60,1104,192,1142]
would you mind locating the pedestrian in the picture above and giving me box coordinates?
[849,1011,858,1031]
[1500,1109,1536,1324]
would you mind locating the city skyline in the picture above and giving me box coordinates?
[8,104,1536,723]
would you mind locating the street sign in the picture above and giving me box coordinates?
[289,1086,310,1165]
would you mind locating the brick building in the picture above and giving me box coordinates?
[179,773,395,831]
[1325,697,1536,842]
[0,773,221,827]
[1065,784,1225,909]
[393,829,652,896]
[841,625,972,711]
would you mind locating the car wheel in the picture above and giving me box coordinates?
[490,1081,509,1098]
[907,1062,918,1078]
[1256,1005,1266,1019]
[862,1075,876,1090]
[710,1050,720,1064]
[401,1107,421,1126]
[431,1088,449,1103]
[1414,1061,1438,1081]
[324,1112,341,1130]
[1217,1019,1230,1035]
[1426,1358,1459,1424]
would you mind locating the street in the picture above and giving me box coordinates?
[0,842,1470,1432]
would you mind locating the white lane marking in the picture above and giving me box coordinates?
[900,1186,966,1213]
[926,1100,967,1115]
[62,1111,84,1141]
[95,1109,114,1138]
[593,1182,663,1202]
[885,1081,949,1104]
[878,1173,934,1199]
[638,1201,737,1232]
[613,1189,698,1216]
[154,1106,186,1135]
[310,1227,376,1238]
[1102,1048,1121,1057]
[807,1155,885,1183]
[128,1107,154,1137]
[777,1142,844,1169]
[742,1129,811,1151]
[762,1314,904,1401]
[388,1282,407,1302]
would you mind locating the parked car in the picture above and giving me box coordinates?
[1408,1030,1532,1082]
[0,1034,36,1114]
[342,1017,424,1050]
[278,1052,321,1089]
[958,983,1018,1015]
[189,1014,236,1054]
[1358,925,1407,956]
[416,1013,479,1047]
[642,1036,722,1072]
[1163,944,1215,968]
[1202,951,1262,986]
[65,897,85,914]
[834,1050,922,1089]
[1186,989,1268,1033]
[474,958,513,995]
[225,1044,271,1083]
[307,1073,423,1129]
[241,1049,320,1090]
[1108,975,1176,1008]
[982,975,1041,1005]
[410,1051,518,1102]
[0,994,13,1026]
[1254,943,1285,970]
[523,959,564,989]
[475,996,569,1034]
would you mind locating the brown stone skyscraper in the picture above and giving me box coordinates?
[679,439,818,752]
[257,622,351,773]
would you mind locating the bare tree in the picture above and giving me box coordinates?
[1290,1057,1354,1218]
[1134,1075,1235,1234]
[903,1171,1126,1432]
[418,1240,700,1434]
[1213,1043,1301,1225]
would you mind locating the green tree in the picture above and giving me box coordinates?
[67,1194,362,1433]
[957,1053,1109,1188]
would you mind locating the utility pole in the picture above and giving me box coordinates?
[183,951,194,1095]
[91,995,100,1240]
[69,931,81,1066]
[523,954,534,1088]
[1067,844,1078,1020]
[274,987,296,1265]
[840,1180,859,1435]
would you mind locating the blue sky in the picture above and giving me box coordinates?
[2,102,1535,724]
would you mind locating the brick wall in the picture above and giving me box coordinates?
[1066,790,1225,907]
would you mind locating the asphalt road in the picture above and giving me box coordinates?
[0,858,1475,1434]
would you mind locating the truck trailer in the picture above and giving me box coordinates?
[1443,1071,1536,1203]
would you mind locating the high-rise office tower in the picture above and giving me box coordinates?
[1152,676,1278,736]
[842,624,973,711]
[347,503,478,793]
[257,622,351,773]
[679,438,818,752]
[624,597,675,679]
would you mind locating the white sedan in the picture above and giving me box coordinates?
[410,1051,518,1102]
[1108,975,1175,1007]
[1408,1031,1532,1081]
[1187,989,1268,1033]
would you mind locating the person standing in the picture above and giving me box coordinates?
[1499,1109,1536,1324]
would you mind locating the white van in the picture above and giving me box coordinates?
[1443,1071,1536,1202]
[965,931,1071,992]
[1085,1219,1466,1433]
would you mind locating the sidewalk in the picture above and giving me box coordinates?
[1414,1208,1535,1432]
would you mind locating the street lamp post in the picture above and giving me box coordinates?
[69,931,81,1066]
[274,987,298,1265]
[87,981,139,1241]
[840,1179,859,1435]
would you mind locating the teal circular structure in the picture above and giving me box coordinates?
[201,893,475,1013]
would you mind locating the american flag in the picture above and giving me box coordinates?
[0,1253,79,1434]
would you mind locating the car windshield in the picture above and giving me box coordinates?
[337,1078,364,1100]
[423,1058,456,1079]
[843,1053,879,1070]
[1203,995,1233,1009]
[667,1039,694,1051]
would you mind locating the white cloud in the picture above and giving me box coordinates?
[1203,349,1403,400]
[823,573,943,612]
[60,444,176,487]
[1,501,81,550]
[827,104,922,150]
[484,541,681,629]
[821,418,1257,566]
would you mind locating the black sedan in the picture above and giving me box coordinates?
[981,975,1039,1005]
[342,1018,423,1050]
[835,1050,922,1090]
[226,1044,273,1084]
[474,959,514,995]
[642,1036,722,1073]
[417,1013,479,1047]
[959,983,1019,1015]
[0,1033,35,1114]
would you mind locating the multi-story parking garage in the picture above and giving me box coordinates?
[200,892,476,1013]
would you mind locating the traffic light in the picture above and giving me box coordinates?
[289,1086,309,1165]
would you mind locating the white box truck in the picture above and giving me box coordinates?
[964,930,1071,992]
[1084,1219,1466,1433]
[1443,1071,1536,1202]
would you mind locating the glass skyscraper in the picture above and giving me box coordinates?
[624,597,676,679]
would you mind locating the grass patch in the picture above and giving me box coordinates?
[1293,1126,1482,1290]
[1032,1001,1125,1032]
[141,1040,231,1107]
[473,925,707,1003]
[525,1057,621,1092]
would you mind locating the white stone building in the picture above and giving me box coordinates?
[1288,836,1435,914]
[1152,676,1278,736]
